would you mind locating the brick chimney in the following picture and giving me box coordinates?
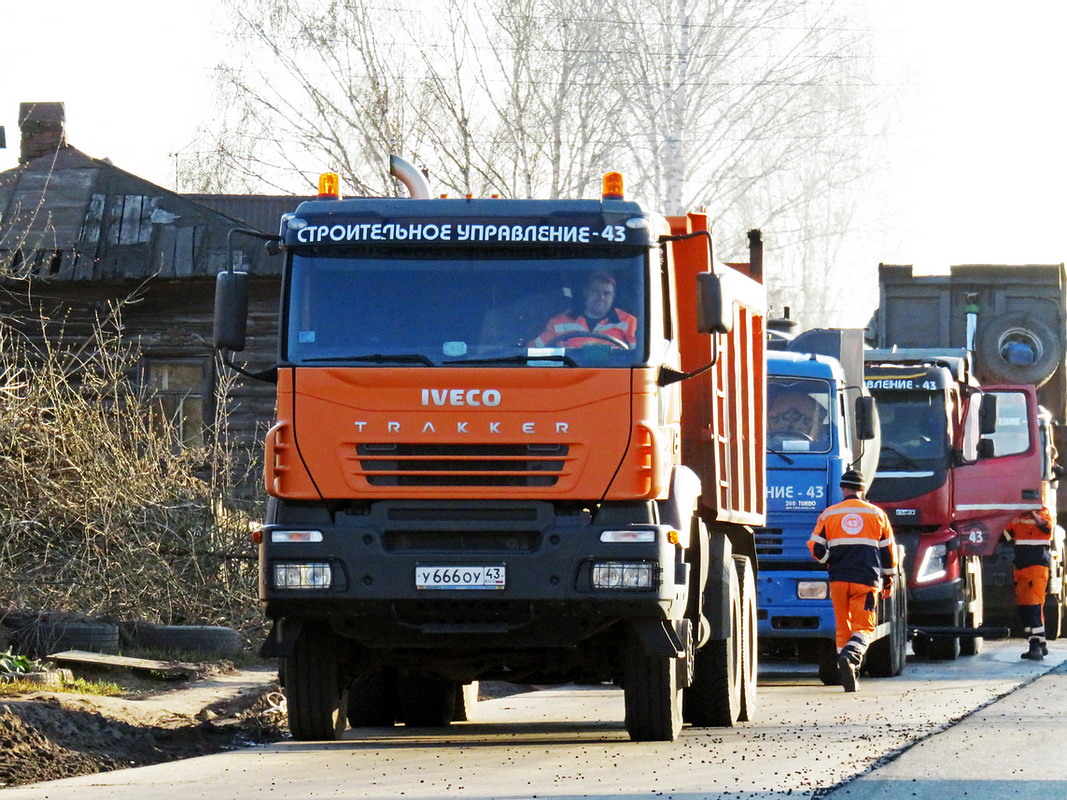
[19,102,67,164]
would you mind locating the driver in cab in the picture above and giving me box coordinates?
[531,271,637,349]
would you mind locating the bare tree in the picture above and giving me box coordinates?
[187,0,885,322]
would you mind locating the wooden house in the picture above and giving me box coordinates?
[0,102,304,483]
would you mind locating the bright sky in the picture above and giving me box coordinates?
[2,0,1066,297]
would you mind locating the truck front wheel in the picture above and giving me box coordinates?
[284,624,348,741]
[623,647,684,742]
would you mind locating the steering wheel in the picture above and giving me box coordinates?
[543,331,629,349]
[770,429,814,442]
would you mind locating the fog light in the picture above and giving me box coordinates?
[274,562,332,589]
[797,580,829,600]
[600,529,656,543]
[592,562,655,590]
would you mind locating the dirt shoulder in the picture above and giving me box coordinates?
[0,665,283,788]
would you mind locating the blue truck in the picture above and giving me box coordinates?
[756,328,908,684]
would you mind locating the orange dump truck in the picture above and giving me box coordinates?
[214,161,766,742]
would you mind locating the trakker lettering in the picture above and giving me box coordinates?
[421,388,502,407]
[353,420,570,434]
[293,221,631,245]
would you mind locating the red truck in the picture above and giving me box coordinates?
[213,159,766,742]
[866,263,1067,655]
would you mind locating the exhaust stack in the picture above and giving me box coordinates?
[389,155,431,199]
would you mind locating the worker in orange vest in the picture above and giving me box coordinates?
[808,469,898,692]
[1005,506,1054,660]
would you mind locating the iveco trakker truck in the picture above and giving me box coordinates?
[214,158,766,742]
[757,329,907,683]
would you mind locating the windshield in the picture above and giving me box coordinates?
[283,248,647,367]
[873,391,950,469]
[767,377,833,453]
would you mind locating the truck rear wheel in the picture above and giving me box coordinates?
[397,675,457,727]
[347,670,398,728]
[1044,592,1063,640]
[623,647,684,742]
[684,559,742,726]
[284,625,348,741]
[734,556,758,721]
[865,580,908,677]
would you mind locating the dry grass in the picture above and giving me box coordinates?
[0,286,264,636]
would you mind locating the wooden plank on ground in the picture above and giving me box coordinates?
[45,650,195,680]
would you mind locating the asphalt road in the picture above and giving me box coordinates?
[6,639,1064,799]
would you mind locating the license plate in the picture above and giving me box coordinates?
[415,565,506,590]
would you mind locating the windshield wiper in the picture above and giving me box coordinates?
[302,353,435,366]
[443,354,579,367]
[766,448,794,465]
[880,445,923,470]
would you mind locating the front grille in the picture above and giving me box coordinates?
[383,530,541,553]
[355,443,571,487]
[755,527,784,556]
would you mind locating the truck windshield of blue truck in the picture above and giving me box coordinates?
[875,392,950,469]
[283,249,647,368]
[767,378,833,452]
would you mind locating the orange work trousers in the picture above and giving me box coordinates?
[830,581,877,650]
[1015,564,1049,607]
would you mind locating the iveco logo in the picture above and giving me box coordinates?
[895,509,918,517]
[421,389,502,407]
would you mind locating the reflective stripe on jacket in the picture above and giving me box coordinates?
[808,497,897,587]
[532,308,637,348]
[1007,508,1053,569]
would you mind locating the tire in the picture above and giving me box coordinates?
[865,582,907,677]
[397,675,457,727]
[453,681,479,722]
[623,644,684,742]
[975,311,1062,387]
[927,610,962,660]
[684,558,742,726]
[1044,593,1063,641]
[817,640,842,686]
[137,625,242,658]
[32,620,119,654]
[283,625,348,741]
[346,670,398,728]
[734,556,758,722]
[960,557,984,656]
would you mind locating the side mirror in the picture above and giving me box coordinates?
[855,395,876,441]
[213,271,249,351]
[979,393,998,435]
[695,272,732,334]
[977,438,996,459]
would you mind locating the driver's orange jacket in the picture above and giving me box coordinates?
[531,308,637,348]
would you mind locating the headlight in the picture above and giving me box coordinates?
[273,562,332,590]
[916,544,948,583]
[270,530,324,543]
[592,562,656,590]
[797,581,829,600]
